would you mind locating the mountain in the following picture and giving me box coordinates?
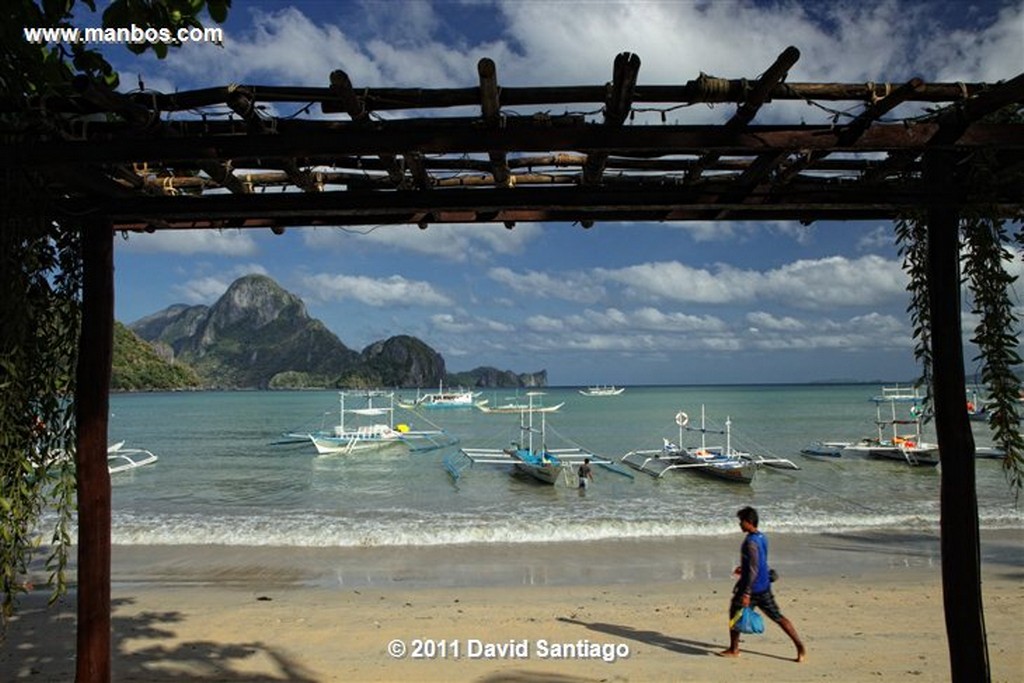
[447,366,547,388]
[111,321,202,391]
[130,274,359,389]
[339,335,446,388]
[126,274,546,390]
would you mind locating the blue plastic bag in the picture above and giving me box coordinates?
[730,607,764,634]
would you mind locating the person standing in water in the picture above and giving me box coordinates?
[577,458,594,490]
[719,506,806,662]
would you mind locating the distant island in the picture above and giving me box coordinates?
[114,274,545,391]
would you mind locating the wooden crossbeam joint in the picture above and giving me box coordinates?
[775,77,925,185]
[326,70,369,120]
[584,52,642,185]
[686,47,800,184]
[478,58,511,187]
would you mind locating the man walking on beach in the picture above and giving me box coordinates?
[719,506,806,662]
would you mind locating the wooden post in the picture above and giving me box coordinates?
[924,150,989,682]
[75,215,114,683]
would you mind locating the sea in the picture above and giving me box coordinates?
[100,384,1023,549]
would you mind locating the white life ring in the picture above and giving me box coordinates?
[675,411,689,428]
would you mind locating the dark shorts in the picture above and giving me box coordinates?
[730,588,784,624]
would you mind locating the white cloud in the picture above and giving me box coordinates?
[172,276,233,304]
[746,311,805,331]
[169,264,268,304]
[118,230,259,256]
[599,254,906,309]
[488,266,606,304]
[301,273,452,307]
[600,261,759,305]
[302,222,541,262]
[430,312,513,334]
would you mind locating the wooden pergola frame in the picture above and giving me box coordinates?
[3,48,1023,682]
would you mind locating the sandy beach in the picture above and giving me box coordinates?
[2,529,1022,682]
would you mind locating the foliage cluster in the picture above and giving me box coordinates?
[2,0,229,618]
[111,322,201,391]
[897,137,1024,495]
[0,175,80,620]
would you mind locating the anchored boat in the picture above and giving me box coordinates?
[621,406,799,484]
[446,392,631,485]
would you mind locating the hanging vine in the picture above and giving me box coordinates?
[896,211,934,405]
[1,0,232,623]
[896,137,1024,497]
[0,168,81,619]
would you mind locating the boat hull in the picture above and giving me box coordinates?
[842,442,940,466]
[675,450,757,483]
[508,448,568,485]
[311,434,406,455]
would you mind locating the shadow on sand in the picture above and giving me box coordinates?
[556,615,796,664]
[1,593,316,682]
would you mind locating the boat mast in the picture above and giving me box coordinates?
[700,404,707,451]
[525,392,534,453]
[339,391,346,432]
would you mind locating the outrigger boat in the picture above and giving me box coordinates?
[107,441,159,473]
[578,385,625,396]
[398,381,487,410]
[799,440,849,458]
[621,406,799,484]
[841,386,940,466]
[477,391,564,414]
[446,393,632,485]
[282,391,458,455]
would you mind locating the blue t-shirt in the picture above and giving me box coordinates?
[741,531,771,594]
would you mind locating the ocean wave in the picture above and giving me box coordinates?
[97,509,1023,548]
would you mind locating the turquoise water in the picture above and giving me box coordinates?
[100,385,1023,547]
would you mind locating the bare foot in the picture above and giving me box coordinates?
[796,649,807,663]
[717,650,740,658]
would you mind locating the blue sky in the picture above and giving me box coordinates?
[97,0,1024,386]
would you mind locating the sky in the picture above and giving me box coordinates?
[94,0,1024,386]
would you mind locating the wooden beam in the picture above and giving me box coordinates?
[75,214,114,683]
[924,149,988,682]
[478,58,510,187]
[9,122,1022,169]
[584,52,641,186]
[75,179,1024,232]
[15,79,1002,117]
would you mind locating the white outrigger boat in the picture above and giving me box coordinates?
[446,393,632,485]
[107,441,159,473]
[398,381,487,410]
[477,391,564,414]
[283,391,458,455]
[621,406,799,484]
[578,385,625,396]
[841,386,940,466]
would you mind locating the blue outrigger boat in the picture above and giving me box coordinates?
[446,392,632,485]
